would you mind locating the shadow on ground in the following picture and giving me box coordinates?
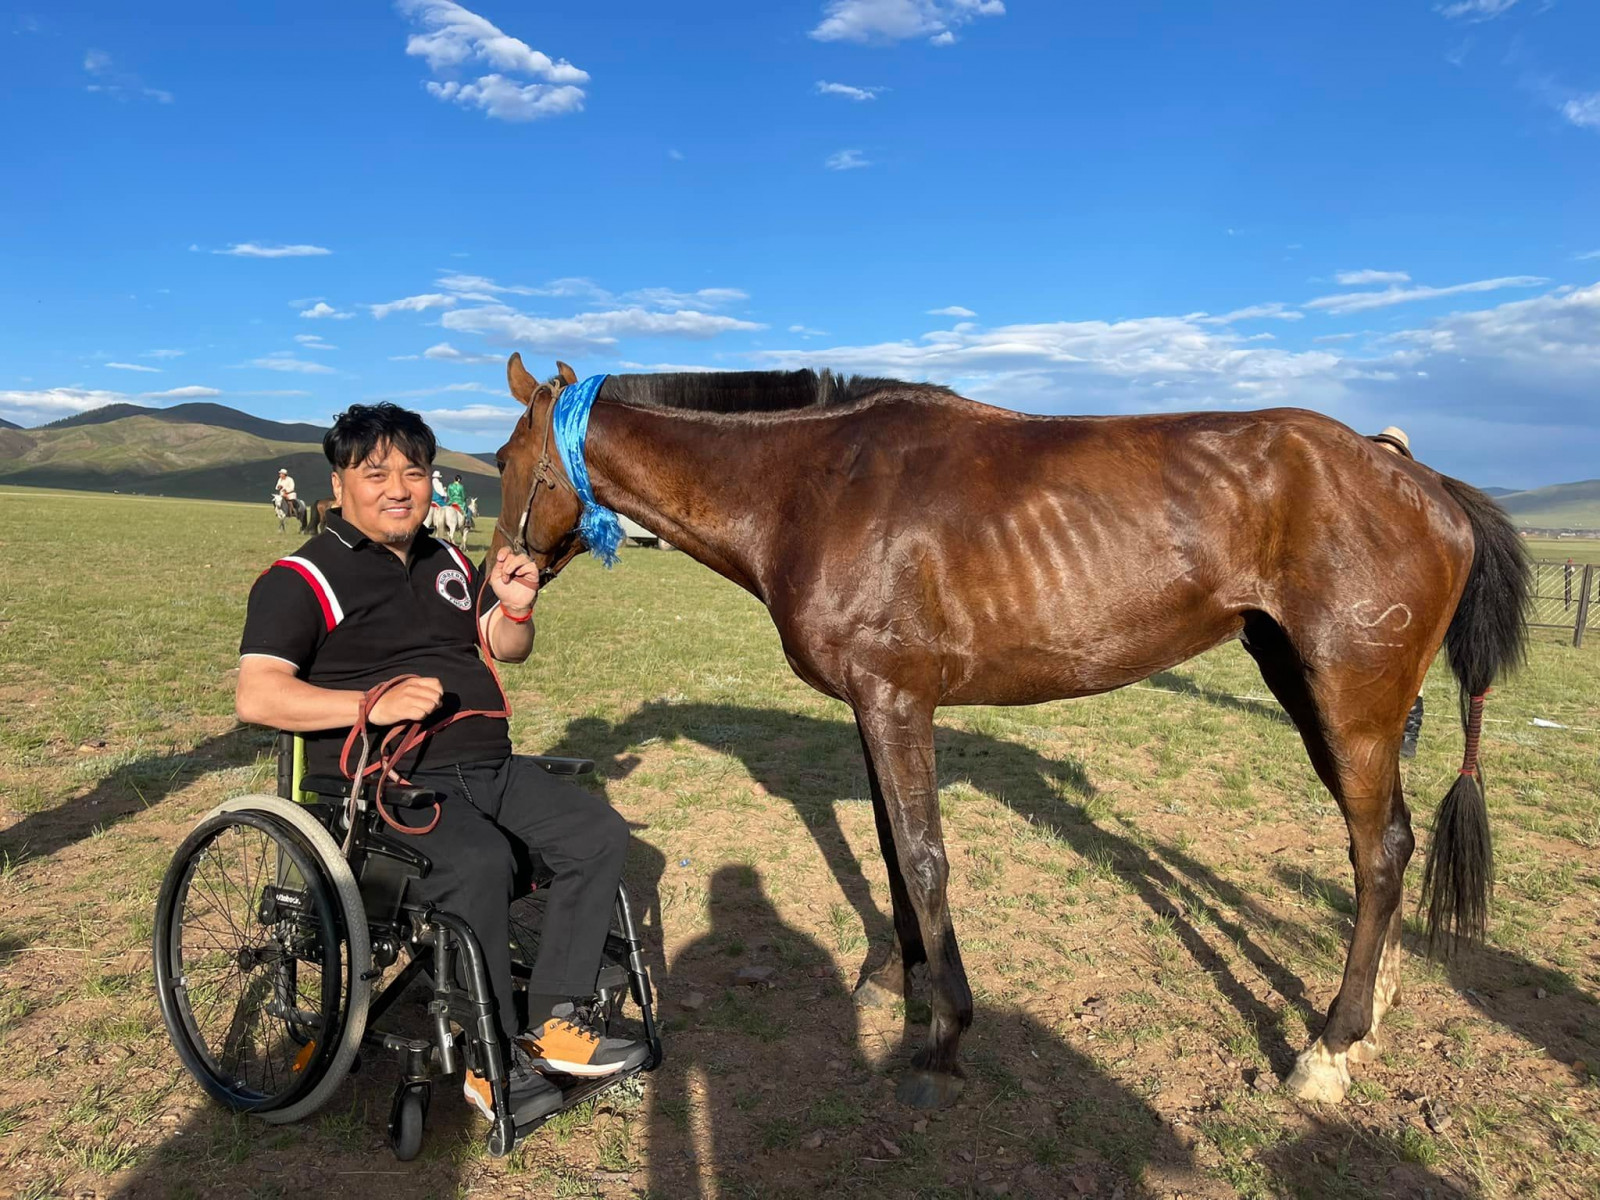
[0,724,270,865]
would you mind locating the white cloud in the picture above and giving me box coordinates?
[83,48,173,103]
[0,387,127,425]
[436,272,607,300]
[215,243,332,258]
[397,0,588,122]
[1561,93,1600,131]
[249,353,336,375]
[788,325,829,337]
[1194,302,1304,325]
[142,386,222,399]
[441,304,765,350]
[300,301,355,320]
[418,403,527,434]
[826,148,871,171]
[423,341,503,364]
[1575,250,1600,261]
[816,80,885,101]
[1335,269,1412,286]
[811,0,1004,44]
[294,334,338,350]
[1435,0,1519,19]
[928,305,977,318]
[370,292,459,319]
[106,361,161,373]
[622,287,748,311]
[141,348,184,359]
[1305,275,1546,315]
[668,148,685,161]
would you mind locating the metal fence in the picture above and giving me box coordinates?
[1527,559,1599,647]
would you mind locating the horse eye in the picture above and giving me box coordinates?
[495,459,505,475]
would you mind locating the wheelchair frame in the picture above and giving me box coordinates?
[153,733,662,1161]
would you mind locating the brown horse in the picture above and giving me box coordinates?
[490,354,1529,1110]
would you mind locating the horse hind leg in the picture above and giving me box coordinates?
[1241,614,1416,1103]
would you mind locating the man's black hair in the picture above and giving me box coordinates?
[323,403,437,470]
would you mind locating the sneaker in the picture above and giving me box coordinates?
[462,1045,563,1125]
[518,1002,650,1077]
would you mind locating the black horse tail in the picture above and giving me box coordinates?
[1420,475,1530,953]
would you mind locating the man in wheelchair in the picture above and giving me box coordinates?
[234,402,649,1126]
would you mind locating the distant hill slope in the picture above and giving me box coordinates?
[0,415,500,513]
[1497,480,1600,531]
[40,402,327,444]
[0,416,19,431]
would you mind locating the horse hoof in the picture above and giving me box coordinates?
[896,1070,965,1110]
[853,977,901,1009]
[1283,1045,1350,1105]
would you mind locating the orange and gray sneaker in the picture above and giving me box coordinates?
[462,1043,563,1124]
[518,1002,650,1077]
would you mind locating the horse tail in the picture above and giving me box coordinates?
[1420,474,1530,953]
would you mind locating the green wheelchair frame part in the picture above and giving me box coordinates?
[274,731,318,805]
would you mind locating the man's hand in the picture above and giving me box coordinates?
[369,677,443,725]
[489,546,540,615]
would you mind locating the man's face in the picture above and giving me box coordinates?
[332,442,431,548]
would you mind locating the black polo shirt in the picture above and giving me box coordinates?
[239,511,512,777]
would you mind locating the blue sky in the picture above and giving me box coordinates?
[3,0,1598,487]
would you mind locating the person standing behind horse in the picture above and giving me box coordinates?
[1373,426,1427,759]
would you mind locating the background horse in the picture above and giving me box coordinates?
[271,491,309,533]
[491,354,1529,1111]
[426,499,470,549]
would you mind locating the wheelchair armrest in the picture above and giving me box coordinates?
[300,773,441,809]
[527,755,594,776]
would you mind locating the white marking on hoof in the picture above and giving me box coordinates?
[1347,1034,1381,1065]
[1284,1041,1350,1104]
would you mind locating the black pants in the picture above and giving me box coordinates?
[398,755,630,1045]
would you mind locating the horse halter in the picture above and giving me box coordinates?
[494,383,580,585]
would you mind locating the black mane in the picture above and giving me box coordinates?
[598,370,952,413]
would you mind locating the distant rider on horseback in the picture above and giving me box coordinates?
[447,473,468,512]
[275,467,298,505]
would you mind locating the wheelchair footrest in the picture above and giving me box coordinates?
[511,1055,658,1146]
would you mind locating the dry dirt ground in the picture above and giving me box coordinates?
[1,491,1597,1199]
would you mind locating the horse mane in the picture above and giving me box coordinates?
[597,370,954,414]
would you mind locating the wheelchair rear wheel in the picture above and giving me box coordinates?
[155,796,373,1124]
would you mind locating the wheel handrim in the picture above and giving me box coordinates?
[162,814,343,1110]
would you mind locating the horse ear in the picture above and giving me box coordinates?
[507,352,538,406]
[555,361,578,386]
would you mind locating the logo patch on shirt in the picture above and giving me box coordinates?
[435,568,472,611]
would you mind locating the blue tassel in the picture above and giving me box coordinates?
[552,374,623,567]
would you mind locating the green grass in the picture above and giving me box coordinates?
[1,489,1597,1199]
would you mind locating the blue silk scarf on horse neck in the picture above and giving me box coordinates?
[552,374,624,567]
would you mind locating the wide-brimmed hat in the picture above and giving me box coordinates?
[1379,426,1411,454]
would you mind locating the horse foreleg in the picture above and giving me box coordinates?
[851,716,927,1008]
[853,685,971,1109]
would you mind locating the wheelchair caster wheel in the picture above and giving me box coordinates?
[388,1081,429,1162]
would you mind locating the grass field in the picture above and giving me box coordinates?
[1,489,1597,1200]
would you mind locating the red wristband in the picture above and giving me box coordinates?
[500,604,533,624]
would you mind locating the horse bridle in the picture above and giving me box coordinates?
[494,383,581,586]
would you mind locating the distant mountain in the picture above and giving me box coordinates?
[1482,486,1520,498]
[0,416,19,431]
[1497,479,1600,531]
[40,402,327,444]
[0,412,500,513]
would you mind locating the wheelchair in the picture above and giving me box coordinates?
[152,733,662,1161]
